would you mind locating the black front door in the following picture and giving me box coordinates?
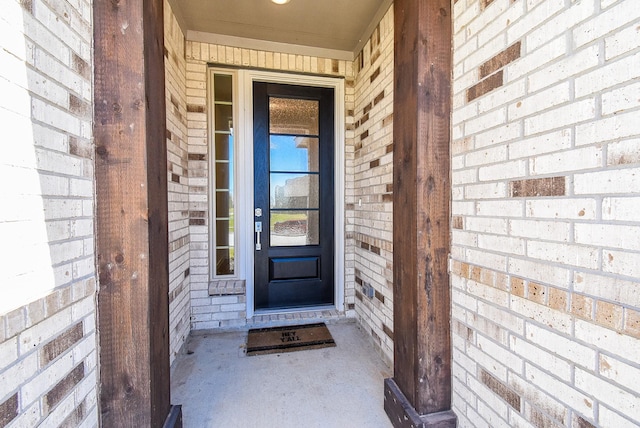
[253,82,335,310]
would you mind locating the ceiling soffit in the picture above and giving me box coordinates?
[170,0,392,60]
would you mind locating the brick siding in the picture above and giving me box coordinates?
[4,1,636,426]
[351,6,395,367]
[0,0,99,425]
[0,283,98,428]
[451,0,640,426]
[164,0,191,365]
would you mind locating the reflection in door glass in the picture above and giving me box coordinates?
[215,134,231,160]
[214,104,233,132]
[214,74,233,102]
[270,136,319,172]
[270,210,319,246]
[270,173,319,209]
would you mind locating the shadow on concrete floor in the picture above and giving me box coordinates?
[170,321,394,428]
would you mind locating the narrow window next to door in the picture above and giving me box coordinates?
[212,73,235,276]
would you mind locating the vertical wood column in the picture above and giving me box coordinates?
[94,0,179,426]
[384,0,456,426]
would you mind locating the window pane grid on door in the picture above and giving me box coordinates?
[268,96,321,249]
[212,73,235,276]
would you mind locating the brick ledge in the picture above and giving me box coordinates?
[208,280,246,296]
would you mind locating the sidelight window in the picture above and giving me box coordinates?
[211,72,235,276]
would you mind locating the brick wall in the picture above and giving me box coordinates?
[451,0,640,426]
[184,40,353,330]
[351,6,394,367]
[0,0,98,426]
[164,0,191,365]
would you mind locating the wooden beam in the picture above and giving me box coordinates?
[385,0,455,426]
[94,0,175,425]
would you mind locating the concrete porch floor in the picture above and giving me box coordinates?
[170,319,394,427]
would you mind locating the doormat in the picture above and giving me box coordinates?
[246,322,336,356]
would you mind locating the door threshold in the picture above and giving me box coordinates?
[249,307,353,329]
[254,305,335,315]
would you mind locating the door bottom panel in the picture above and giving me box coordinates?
[270,257,319,280]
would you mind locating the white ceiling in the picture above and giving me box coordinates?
[170,0,391,59]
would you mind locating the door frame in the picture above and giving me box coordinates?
[233,70,345,318]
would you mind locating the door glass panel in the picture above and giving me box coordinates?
[270,136,319,172]
[267,95,321,248]
[270,173,319,209]
[270,210,319,246]
[269,97,319,135]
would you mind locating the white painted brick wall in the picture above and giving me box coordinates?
[452,0,640,426]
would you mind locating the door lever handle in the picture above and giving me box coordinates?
[255,221,262,251]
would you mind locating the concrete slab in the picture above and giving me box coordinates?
[171,321,394,427]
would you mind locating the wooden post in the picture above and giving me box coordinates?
[384,0,456,426]
[94,0,180,425]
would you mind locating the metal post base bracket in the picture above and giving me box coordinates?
[163,405,183,428]
[384,378,457,428]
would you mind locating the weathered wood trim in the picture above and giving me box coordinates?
[388,0,454,423]
[94,0,171,425]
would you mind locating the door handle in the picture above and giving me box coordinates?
[255,221,262,251]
